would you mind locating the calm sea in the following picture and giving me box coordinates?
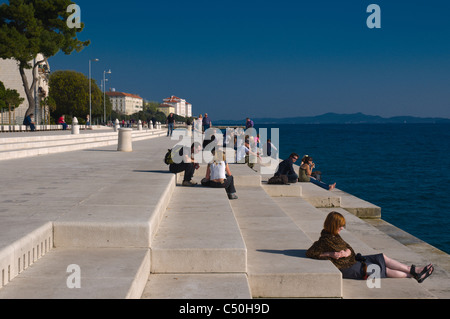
[250,123,450,254]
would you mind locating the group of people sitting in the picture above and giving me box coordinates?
[167,140,336,201]
[165,142,435,283]
[167,142,238,200]
[274,152,336,190]
[22,114,68,131]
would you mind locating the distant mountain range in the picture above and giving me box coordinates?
[215,112,450,125]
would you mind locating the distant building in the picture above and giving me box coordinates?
[157,103,176,117]
[162,95,192,117]
[106,90,144,115]
[0,54,50,124]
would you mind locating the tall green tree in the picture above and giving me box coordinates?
[0,0,90,117]
[49,70,106,119]
[0,80,24,124]
[5,88,25,123]
[144,101,160,113]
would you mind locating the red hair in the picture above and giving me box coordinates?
[323,212,346,235]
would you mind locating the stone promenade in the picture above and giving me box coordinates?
[0,128,449,299]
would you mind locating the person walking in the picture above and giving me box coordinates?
[167,113,175,137]
[245,117,254,129]
[194,114,203,134]
[202,113,212,132]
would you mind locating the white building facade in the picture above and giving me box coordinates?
[106,91,144,115]
[162,95,192,117]
[0,54,50,124]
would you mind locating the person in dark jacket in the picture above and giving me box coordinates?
[169,142,202,186]
[166,113,175,137]
[23,114,36,131]
[274,153,299,183]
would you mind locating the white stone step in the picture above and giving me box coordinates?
[298,182,341,208]
[53,170,176,248]
[261,181,302,197]
[229,186,342,298]
[0,221,53,289]
[142,274,252,299]
[332,189,381,218]
[270,197,437,299]
[150,186,247,273]
[0,247,149,299]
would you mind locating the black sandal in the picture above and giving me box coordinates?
[410,265,420,281]
[411,264,434,283]
[417,264,434,283]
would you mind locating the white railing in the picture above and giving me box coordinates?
[0,124,99,133]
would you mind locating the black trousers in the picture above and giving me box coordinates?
[169,163,195,181]
[201,175,236,194]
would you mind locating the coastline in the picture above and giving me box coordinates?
[0,128,449,299]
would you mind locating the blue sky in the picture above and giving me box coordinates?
[3,0,450,120]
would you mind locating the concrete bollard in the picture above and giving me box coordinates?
[114,119,120,132]
[71,117,80,135]
[138,120,142,131]
[150,122,153,130]
[117,128,133,152]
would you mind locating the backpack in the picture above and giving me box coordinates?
[267,175,289,185]
[164,145,183,165]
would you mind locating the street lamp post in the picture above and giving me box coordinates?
[89,58,99,127]
[103,69,112,124]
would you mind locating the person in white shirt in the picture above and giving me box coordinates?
[201,150,238,200]
[235,137,259,168]
[193,114,203,134]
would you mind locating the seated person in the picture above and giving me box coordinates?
[58,115,68,130]
[169,142,202,186]
[23,114,36,131]
[307,211,434,282]
[274,153,299,183]
[201,150,238,200]
[299,155,335,190]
